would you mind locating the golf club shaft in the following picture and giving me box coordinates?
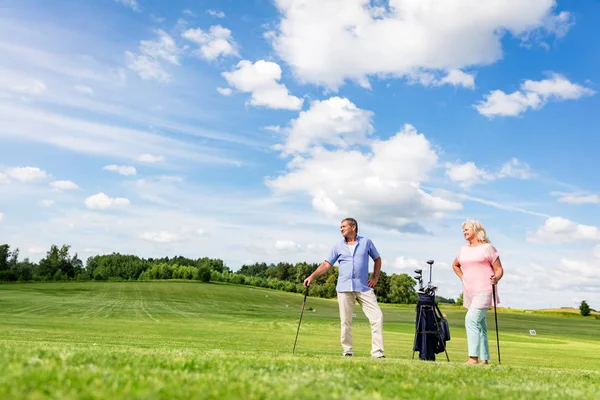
[492,284,501,365]
[292,287,309,354]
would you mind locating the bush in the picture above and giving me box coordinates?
[0,271,18,282]
[198,267,211,283]
[580,300,591,317]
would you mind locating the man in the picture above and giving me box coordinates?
[303,217,385,358]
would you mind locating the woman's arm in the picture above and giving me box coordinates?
[452,257,463,281]
[490,258,504,285]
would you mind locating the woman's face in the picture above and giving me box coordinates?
[463,224,476,241]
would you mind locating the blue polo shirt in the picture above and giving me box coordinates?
[325,235,381,293]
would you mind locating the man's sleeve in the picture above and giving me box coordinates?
[325,244,340,266]
[368,239,380,260]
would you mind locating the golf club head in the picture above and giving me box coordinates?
[426,260,434,266]
[414,269,422,274]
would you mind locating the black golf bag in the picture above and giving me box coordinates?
[412,294,451,361]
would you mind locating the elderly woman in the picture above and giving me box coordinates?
[452,219,504,365]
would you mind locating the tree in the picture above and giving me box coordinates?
[456,292,464,306]
[388,273,417,304]
[198,266,212,283]
[580,300,591,317]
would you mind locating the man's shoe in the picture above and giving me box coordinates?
[343,353,353,357]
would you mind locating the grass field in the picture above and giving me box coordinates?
[1,281,599,399]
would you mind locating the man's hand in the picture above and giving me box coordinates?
[367,277,378,288]
[303,276,312,288]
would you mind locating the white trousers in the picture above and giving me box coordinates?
[337,290,384,357]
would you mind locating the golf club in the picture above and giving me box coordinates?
[491,275,501,365]
[292,285,309,354]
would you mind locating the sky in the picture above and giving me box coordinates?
[1,0,599,310]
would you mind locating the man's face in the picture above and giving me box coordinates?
[340,221,355,238]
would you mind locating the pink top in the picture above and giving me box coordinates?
[457,243,500,309]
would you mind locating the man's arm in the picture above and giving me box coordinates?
[303,261,333,288]
[367,256,381,288]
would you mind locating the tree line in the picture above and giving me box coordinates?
[0,243,457,305]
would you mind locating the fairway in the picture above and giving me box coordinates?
[1,282,599,399]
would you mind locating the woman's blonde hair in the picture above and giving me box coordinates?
[461,219,490,243]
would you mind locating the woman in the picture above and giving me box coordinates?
[452,219,504,365]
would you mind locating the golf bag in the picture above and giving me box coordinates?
[412,294,450,361]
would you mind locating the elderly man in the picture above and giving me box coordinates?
[304,217,385,358]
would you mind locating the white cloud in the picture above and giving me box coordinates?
[140,231,182,243]
[264,125,281,133]
[222,60,303,110]
[594,245,600,259]
[445,158,532,188]
[436,70,476,89]
[275,240,302,252]
[183,9,196,17]
[551,192,600,205]
[103,165,137,176]
[528,217,600,243]
[114,0,140,11]
[182,25,238,61]
[497,158,534,179]
[5,166,48,182]
[0,212,3,222]
[275,97,372,155]
[10,79,47,96]
[85,192,131,210]
[267,123,462,232]
[0,173,9,184]
[74,85,94,95]
[216,87,232,96]
[270,0,572,89]
[475,73,595,117]
[386,256,422,272]
[126,30,183,83]
[41,199,55,207]
[50,180,79,190]
[207,10,225,18]
[135,154,164,163]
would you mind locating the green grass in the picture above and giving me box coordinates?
[1,281,599,399]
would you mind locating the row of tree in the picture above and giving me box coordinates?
[0,243,457,305]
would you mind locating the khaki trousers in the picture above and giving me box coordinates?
[337,290,384,357]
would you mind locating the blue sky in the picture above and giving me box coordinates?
[1,0,599,310]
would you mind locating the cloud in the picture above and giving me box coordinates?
[445,158,532,188]
[0,212,3,222]
[126,30,183,83]
[216,87,232,96]
[386,256,422,272]
[103,165,137,176]
[85,192,131,210]
[275,240,302,252]
[436,70,476,89]
[222,60,303,110]
[475,73,595,117]
[114,0,140,12]
[41,200,55,207]
[551,192,600,205]
[267,123,462,232]
[0,172,11,184]
[207,10,225,18]
[274,97,372,155]
[182,25,238,61]
[264,125,281,133]
[135,154,164,163]
[74,85,94,95]
[10,79,47,96]
[270,0,572,89]
[50,180,79,190]
[140,231,183,243]
[528,217,600,243]
[595,245,600,259]
[5,166,48,182]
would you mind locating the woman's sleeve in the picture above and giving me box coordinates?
[486,244,499,265]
